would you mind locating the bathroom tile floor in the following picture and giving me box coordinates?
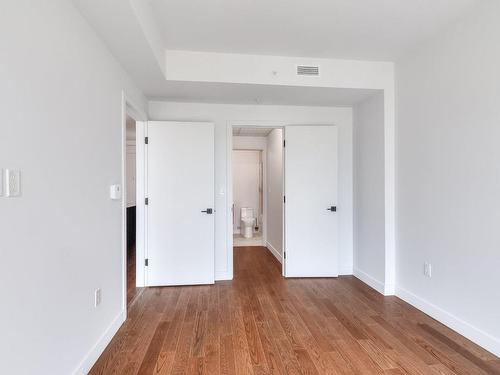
[233,233,263,247]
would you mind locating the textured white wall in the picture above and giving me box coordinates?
[0,1,146,374]
[353,93,386,293]
[396,0,500,356]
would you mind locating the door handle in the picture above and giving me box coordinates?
[326,206,337,212]
[201,208,213,214]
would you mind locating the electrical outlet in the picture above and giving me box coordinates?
[95,288,102,307]
[424,262,432,278]
[5,169,21,197]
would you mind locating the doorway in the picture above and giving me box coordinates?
[232,149,263,246]
[229,123,340,279]
[231,126,285,268]
[125,114,140,306]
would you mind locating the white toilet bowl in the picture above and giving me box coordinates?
[241,217,256,238]
[240,207,255,238]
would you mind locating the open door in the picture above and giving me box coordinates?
[284,125,338,277]
[146,121,215,286]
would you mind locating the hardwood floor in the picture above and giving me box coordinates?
[127,244,143,306]
[91,246,500,374]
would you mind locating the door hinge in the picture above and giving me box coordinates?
[283,139,286,147]
[145,258,149,266]
[283,195,286,203]
[145,136,149,144]
[284,252,286,259]
[145,197,149,205]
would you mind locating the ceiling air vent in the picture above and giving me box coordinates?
[297,65,320,76]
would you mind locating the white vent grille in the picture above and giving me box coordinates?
[297,65,320,76]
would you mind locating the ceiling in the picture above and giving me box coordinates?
[153,81,379,106]
[74,0,479,104]
[150,0,479,61]
[233,127,274,137]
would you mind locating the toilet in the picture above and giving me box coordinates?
[240,207,256,238]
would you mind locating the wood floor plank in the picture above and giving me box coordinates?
[89,247,500,375]
[191,311,208,358]
[137,321,170,374]
[170,321,195,375]
[418,323,500,375]
[219,335,236,375]
[255,321,286,375]
[203,286,220,374]
[229,301,255,375]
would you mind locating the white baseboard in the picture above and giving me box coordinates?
[215,271,233,281]
[353,268,386,295]
[339,266,353,276]
[265,242,282,263]
[396,286,500,357]
[73,310,126,375]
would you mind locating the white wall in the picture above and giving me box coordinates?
[232,150,261,233]
[353,93,386,294]
[126,117,137,208]
[126,143,137,208]
[166,50,394,90]
[0,1,146,374]
[266,129,284,259]
[148,101,354,279]
[162,54,395,287]
[233,135,267,151]
[396,0,500,356]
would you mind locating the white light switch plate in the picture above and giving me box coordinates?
[109,184,122,200]
[5,169,21,197]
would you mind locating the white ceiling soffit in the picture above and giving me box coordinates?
[73,0,479,100]
[151,81,379,106]
[233,128,274,137]
[72,0,167,97]
[150,0,480,61]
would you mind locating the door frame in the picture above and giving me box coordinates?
[227,121,286,279]
[121,91,147,314]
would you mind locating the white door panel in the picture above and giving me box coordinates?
[147,121,215,286]
[285,125,338,277]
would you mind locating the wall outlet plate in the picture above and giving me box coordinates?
[95,288,102,307]
[5,169,21,197]
[424,262,432,278]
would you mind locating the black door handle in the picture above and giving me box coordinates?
[326,206,337,212]
[201,208,213,214]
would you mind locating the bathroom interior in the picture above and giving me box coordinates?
[232,126,283,253]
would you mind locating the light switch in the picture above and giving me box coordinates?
[5,169,21,197]
[109,184,122,200]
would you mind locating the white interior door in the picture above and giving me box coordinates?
[147,121,215,286]
[284,125,338,277]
